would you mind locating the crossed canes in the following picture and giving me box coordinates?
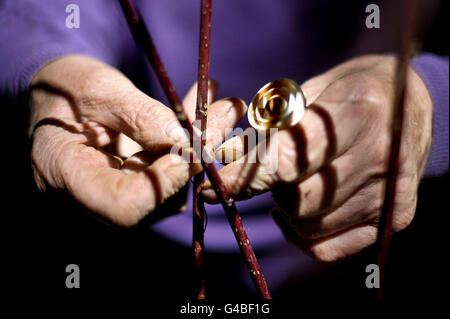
[119,0,417,300]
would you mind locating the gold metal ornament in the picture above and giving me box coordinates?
[248,78,306,133]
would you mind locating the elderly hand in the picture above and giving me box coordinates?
[202,55,432,262]
[30,55,247,227]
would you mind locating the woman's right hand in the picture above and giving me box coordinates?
[30,54,247,226]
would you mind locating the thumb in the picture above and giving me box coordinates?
[31,55,188,154]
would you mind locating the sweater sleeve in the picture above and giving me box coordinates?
[411,53,449,178]
[0,0,131,102]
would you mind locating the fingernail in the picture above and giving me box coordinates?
[226,102,238,122]
[165,122,189,144]
[215,139,243,163]
[200,180,217,202]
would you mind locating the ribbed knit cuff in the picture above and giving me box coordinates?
[411,53,449,178]
[3,44,113,104]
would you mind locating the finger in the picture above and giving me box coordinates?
[273,167,417,229]
[272,190,417,262]
[213,56,383,163]
[301,224,378,262]
[289,195,417,241]
[33,126,193,227]
[279,185,383,240]
[121,150,158,173]
[121,150,192,218]
[202,132,281,203]
[203,97,248,154]
[271,150,382,219]
[120,149,202,178]
[214,127,258,163]
[273,208,379,262]
[202,103,359,202]
[72,150,193,227]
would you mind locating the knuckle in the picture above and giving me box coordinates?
[108,176,148,227]
[359,225,378,247]
[391,176,418,232]
[310,243,340,263]
[134,101,174,142]
[71,145,103,165]
[133,103,152,137]
[161,168,188,199]
[358,182,385,213]
[297,191,320,219]
[110,205,141,228]
[348,73,389,106]
[392,200,417,232]
[343,73,391,143]
[275,140,300,183]
[78,67,139,123]
[248,172,276,195]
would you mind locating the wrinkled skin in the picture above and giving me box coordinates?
[203,55,433,262]
[30,55,247,227]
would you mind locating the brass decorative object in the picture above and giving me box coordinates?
[248,78,306,132]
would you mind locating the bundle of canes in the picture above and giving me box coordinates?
[118,0,271,299]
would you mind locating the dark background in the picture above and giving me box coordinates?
[3,0,449,314]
